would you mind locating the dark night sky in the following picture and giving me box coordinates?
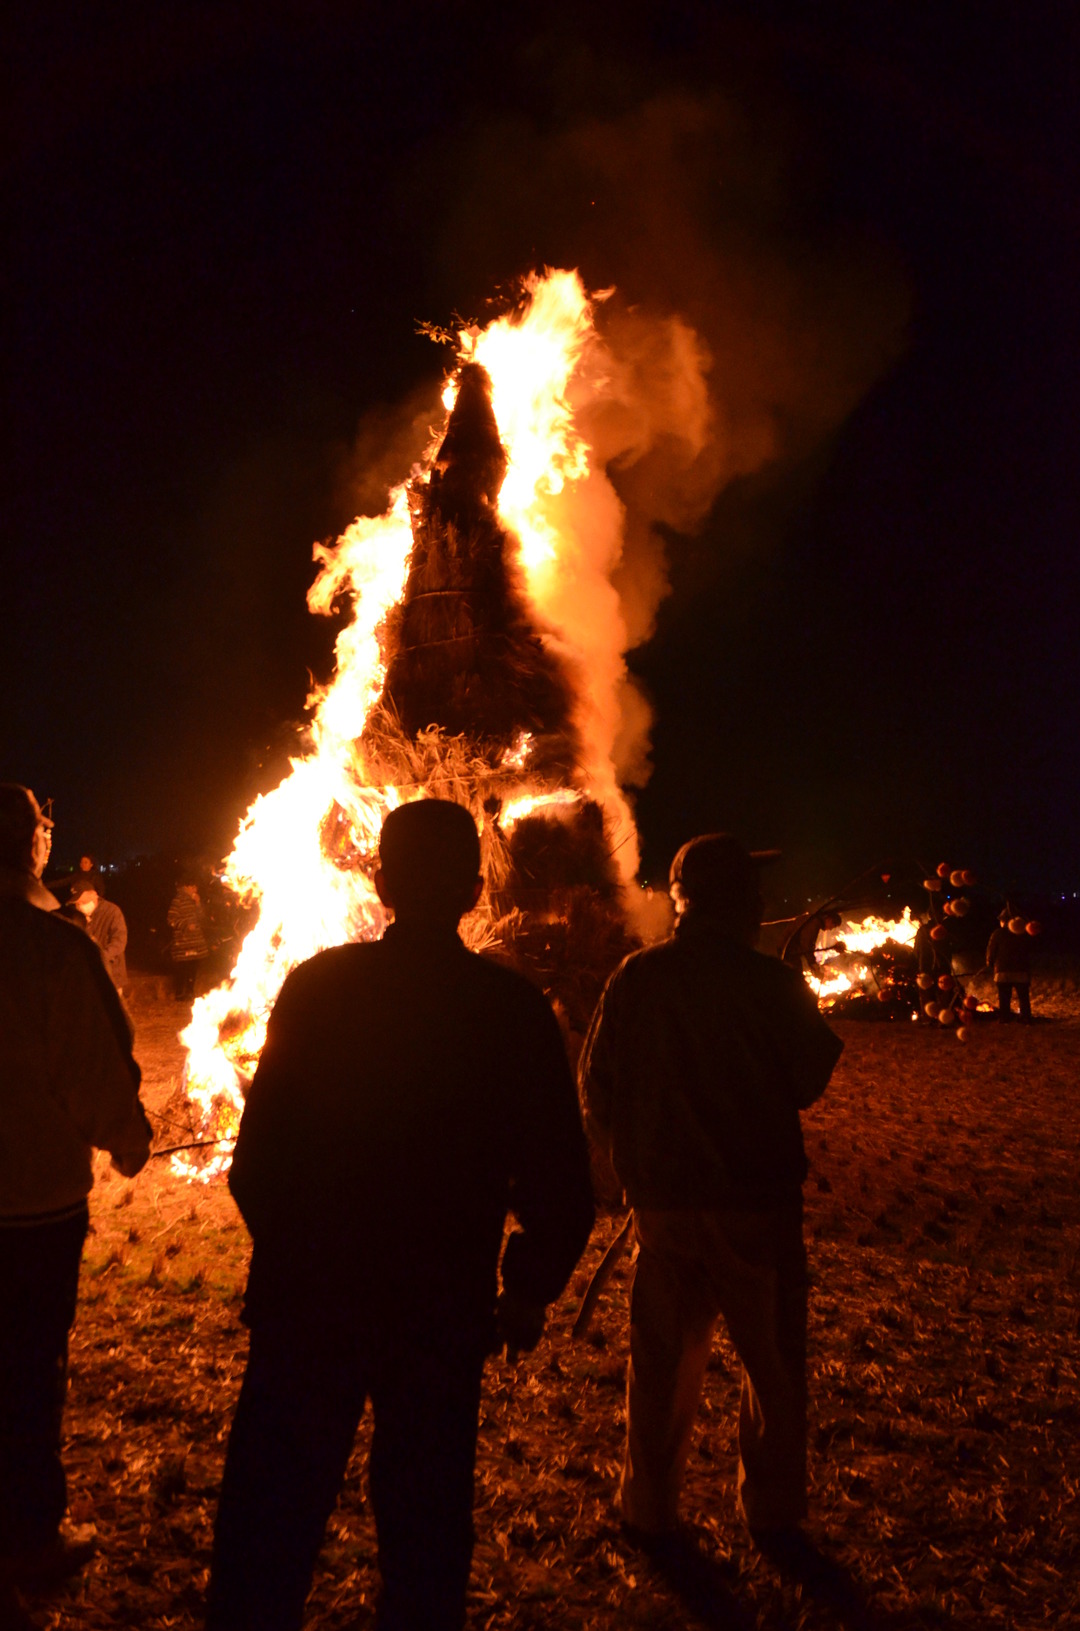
[7,1,1079,904]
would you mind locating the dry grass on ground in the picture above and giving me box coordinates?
[18,977,1080,1630]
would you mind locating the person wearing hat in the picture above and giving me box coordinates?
[986,906,1034,1022]
[0,785,150,1609]
[207,798,594,1631]
[73,881,129,994]
[579,833,843,1550]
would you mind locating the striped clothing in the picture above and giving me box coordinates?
[167,891,209,962]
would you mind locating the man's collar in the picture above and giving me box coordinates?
[381,917,466,951]
[674,907,755,947]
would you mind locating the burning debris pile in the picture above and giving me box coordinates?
[175,271,688,1178]
[791,858,1041,1038]
[802,906,920,1009]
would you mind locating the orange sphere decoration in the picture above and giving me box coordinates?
[937,974,953,990]
[936,862,950,877]
[962,870,977,886]
[957,1026,969,1042]
[1026,920,1042,936]
[939,1007,956,1025]
[930,924,948,941]
[951,897,971,917]
[949,870,965,887]
[924,877,943,892]
[924,1002,939,1018]
[916,973,933,990]
[1008,916,1027,935]
[877,988,893,1002]
[964,994,979,1011]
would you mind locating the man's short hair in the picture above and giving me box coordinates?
[0,784,51,870]
[379,799,481,916]
[669,832,778,912]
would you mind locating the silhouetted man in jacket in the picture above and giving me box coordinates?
[580,833,842,1547]
[73,881,128,993]
[0,784,149,1617]
[208,799,594,1631]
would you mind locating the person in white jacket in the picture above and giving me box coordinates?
[0,784,151,1606]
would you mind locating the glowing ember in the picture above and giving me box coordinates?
[175,269,664,1177]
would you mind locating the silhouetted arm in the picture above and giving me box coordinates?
[228,964,314,1241]
[46,927,149,1175]
[576,967,629,1206]
[577,964,626,1145]
[770,963,844,1109]
[95,903,127,963]
[500,989,595,1311]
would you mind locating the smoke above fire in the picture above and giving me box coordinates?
[427,89,906,788]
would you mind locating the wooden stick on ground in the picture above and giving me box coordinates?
[571,1214,634,1341]
[150,1138,235,1159]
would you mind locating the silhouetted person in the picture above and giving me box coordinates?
[0,785,150,1616]
[580,833,842,1548]
[987,907,1033,1022]
[207,799,594,1631]
[781,909,843,975]
[73,881,128,993]
[167,880,209,1001]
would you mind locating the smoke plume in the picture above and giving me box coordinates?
[409,88,907,802]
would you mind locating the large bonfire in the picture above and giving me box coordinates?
[177,270,651,1178]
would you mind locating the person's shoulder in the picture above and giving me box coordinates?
[615,938,671,976]
[31,902,114,982]
[285,940,380,988]
[744,945,811,992]
[474,947,552,1008]
[595,938,674,999]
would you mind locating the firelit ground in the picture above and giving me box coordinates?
[22,978,1080,1630]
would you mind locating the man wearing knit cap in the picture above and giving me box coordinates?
[0,784,150,1613]
[580,832,842,1549]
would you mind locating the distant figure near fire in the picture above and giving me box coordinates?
[167,880,209,1001]
[579,833,842,1549]
[208,799,594,1631]
[987,907,1034,1022]
[73,880,128,994]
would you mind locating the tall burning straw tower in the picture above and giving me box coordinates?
[177,271,661,1178]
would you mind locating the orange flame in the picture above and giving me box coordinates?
[804,907,919,1009]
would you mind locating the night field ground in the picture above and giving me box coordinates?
[22,976,1080,1631]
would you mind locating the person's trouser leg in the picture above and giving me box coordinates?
[625,1207,808,1534]
[0,1208,88,1559]
[207,1325,366,1631]
[997,981,1013,1019]
[1016,982,1032,1022]
[622,1212,718,1533]
[711,1208,808,1531]
[368,1342,484,1631]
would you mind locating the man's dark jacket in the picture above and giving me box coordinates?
[229,921,595,1342]
[579,911,843,1210]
